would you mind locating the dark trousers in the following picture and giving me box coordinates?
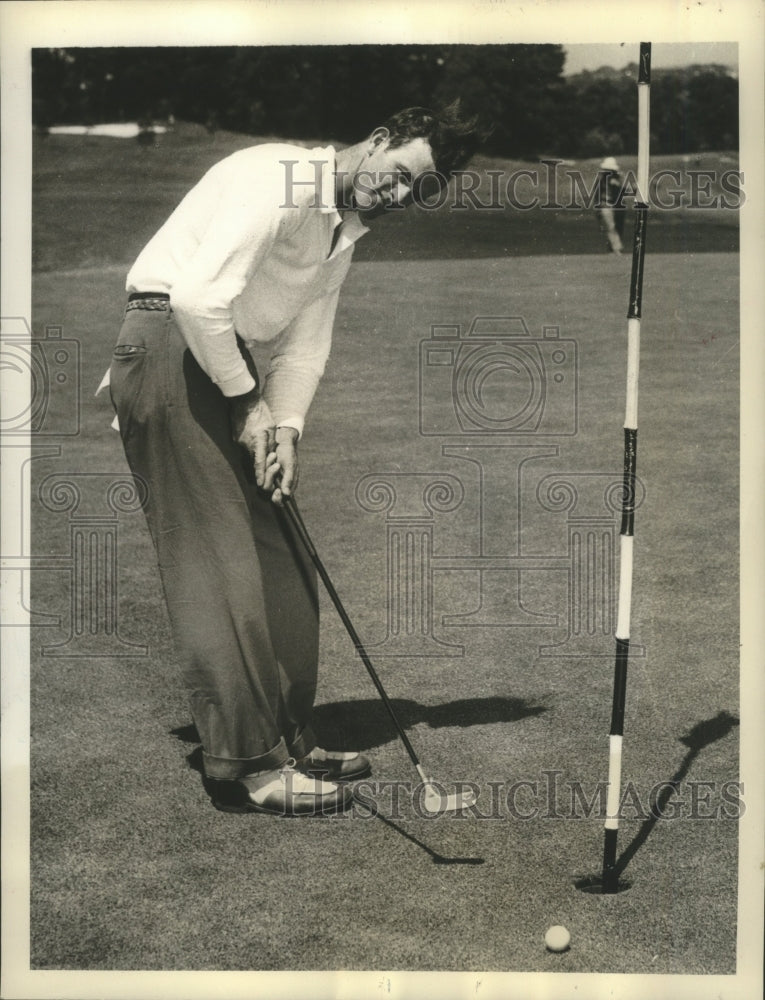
[109,305,319,779]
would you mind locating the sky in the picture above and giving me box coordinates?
[563,41,739,76]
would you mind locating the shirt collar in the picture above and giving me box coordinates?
[337,211,369,245]
[318,147,340,216]
[312,147,369,251]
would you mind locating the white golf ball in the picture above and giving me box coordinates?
[545,925,571,952]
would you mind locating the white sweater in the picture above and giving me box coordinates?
[126,142,367,436]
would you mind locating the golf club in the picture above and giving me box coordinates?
[282,493,476,815]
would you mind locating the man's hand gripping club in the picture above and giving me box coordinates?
[230,385,298,506]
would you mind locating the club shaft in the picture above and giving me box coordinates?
[283,496,422,771]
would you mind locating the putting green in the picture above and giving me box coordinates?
[28,247,739,972]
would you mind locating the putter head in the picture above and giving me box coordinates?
[421,780,477,816]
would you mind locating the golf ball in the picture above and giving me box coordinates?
[545,925,571,952]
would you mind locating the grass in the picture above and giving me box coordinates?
[32,122,739,272]
[26,126,740,977]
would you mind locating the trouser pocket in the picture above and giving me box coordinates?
[109,310,167,443]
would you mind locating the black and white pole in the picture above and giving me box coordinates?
[602,42,651,894]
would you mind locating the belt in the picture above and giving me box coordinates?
[126,291,170,313]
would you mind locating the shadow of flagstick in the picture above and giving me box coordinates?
[612,710,739,879]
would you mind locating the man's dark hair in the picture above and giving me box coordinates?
[382,99,486,175]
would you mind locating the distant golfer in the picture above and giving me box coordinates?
[109,103,482,816]
[597,156,626,253]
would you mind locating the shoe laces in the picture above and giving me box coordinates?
[279,758,335,793]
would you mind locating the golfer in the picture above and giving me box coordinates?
[597,156,626,253]
[109,104,482,816]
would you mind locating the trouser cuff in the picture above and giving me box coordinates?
[203,739,290,780]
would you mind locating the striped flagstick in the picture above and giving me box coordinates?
[601,42,652,894]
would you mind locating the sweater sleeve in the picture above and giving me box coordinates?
[261,287,341,437]
[170,168,292,397]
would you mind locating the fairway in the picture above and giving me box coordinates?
[29,240,739,972]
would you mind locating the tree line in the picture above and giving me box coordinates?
[32,45,739,157]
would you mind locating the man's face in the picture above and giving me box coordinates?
[349,133,438,219]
